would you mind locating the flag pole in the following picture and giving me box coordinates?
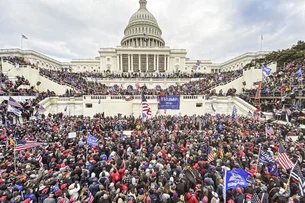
[14,137,17,173]
[256,144,262,171]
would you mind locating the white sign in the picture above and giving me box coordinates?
[68,132,77,139]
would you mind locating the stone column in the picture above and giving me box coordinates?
[140,38,142,47]
[156,54,159,72]
[120,54,123,72]
[153,55,156,72]
[164,55,167,71]
[139,54,141,72]
[146,54,148,72]
[167,55,170,72]
[116,55,120,71]
[130,54,133,72]
[128,54,130,72]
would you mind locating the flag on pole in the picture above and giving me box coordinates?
[290,163,305,196]
[141,92,152,116]
[262,65,271,76]
[87,133,98,146]
[224,168,251,190]
[38,105,46,113]
[15,140,43,151]
[208,151,214,163]
[296,67,302,76]
[22,34,28,40]
[265,125,274,135]
[8,97,23,109]
[258,149,274,163]
[7,105,22,116]
[278,143,294,170]
[37,154,43,168]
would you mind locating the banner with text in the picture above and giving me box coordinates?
[158,95,180,110]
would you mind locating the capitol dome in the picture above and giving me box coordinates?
[121,0,165,47]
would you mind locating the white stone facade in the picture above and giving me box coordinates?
[0,0,270,74]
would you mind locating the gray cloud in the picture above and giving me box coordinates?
[0,0,304,63]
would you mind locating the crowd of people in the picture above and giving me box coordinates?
[0,113,305,203]
[39,68,242,96]
[239,61,305,123]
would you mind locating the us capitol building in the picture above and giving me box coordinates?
[0,0,268,74]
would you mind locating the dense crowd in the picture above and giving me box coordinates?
[39,68,242,96]
[239,61,305,123]
[0,73,32,96]
[0,113,305,203]
[80,72,214,79]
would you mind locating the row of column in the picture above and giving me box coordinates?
[116,54,170,72]
[123,38,164,47]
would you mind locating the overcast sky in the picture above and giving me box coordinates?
[0,0,304,62]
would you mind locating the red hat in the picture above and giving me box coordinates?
[79,160,83,164]
[121,184,128,191]
[0,196,7,201]
[51,158,56,162]
[42,188,49,194]
[61,184,67,190]
[55,189,62,196]
[151,172,156,177]
[23,198,31,203]
[60,199,65,203]
[236,187,242,194]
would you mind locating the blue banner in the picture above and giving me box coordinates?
[225,168,250,190]
[158,95,180,110]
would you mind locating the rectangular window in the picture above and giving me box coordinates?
[196,103,203,107]
[85,103,92,108]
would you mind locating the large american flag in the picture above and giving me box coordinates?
[278,143,294,170]
[8,97,23,109]
[15,140,43,151]
[141,92,152,116]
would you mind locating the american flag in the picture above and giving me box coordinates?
[38,105,46,113]
[251,193,261,203]
[290,163,305,196]
[15,140,43,151]
[278,143,294,170]
[37,154,43,168]
[8,97,23,109]
[255,81,262,100]
[265,125,274,135]
[208,151,214,163]
[22,34,28,39]
[88,191,94,203]
[141,92,152,116]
